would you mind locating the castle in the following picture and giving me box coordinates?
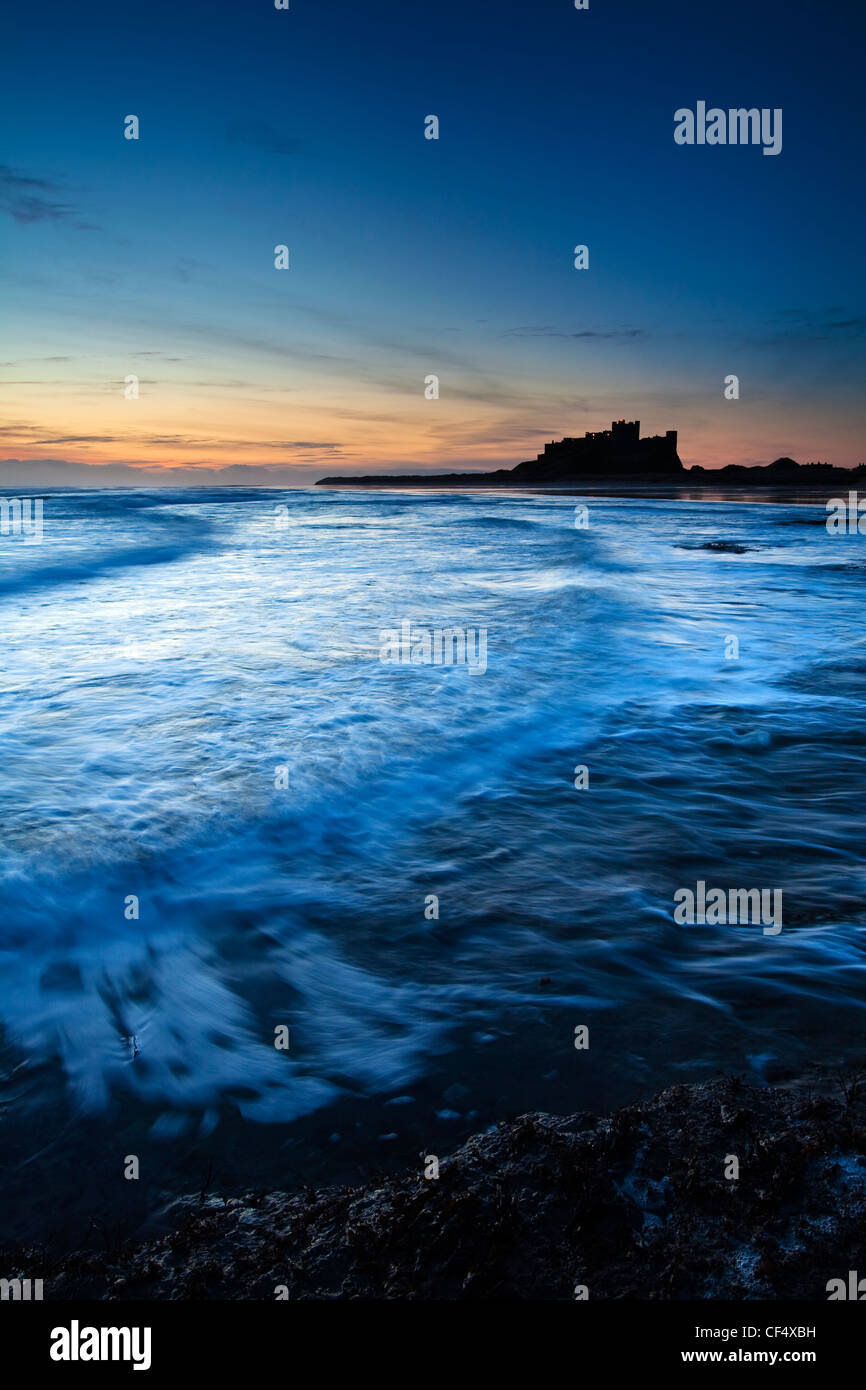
[510,419,684,480]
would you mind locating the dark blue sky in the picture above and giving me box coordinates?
[2,0,864,479]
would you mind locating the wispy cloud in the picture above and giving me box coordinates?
[503,326,647,340]
[744,309,866,345]
[0,165,98,230]
[0,421,344,454]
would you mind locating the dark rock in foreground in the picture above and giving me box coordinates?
[9,1077,866,1300]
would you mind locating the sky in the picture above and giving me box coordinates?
[1,0,864,484]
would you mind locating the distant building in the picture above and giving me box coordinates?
[511,419,683,480]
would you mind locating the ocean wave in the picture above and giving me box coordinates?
[1,488,864,1243]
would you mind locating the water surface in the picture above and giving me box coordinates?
[1,487,863,1246]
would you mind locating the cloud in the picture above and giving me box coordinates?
[0,458,335,487]
[0,425,122,444]
[0,165,98,230]
[173,257,217,284]
[746,310,866,345]
[503,326,647,340]
[275,441,341,450]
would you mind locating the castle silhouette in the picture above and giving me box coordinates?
[317,420,863,487]
[510,419,682,481]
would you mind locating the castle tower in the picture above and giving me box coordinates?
[611,419,640,443]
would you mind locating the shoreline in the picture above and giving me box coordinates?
[9,1074,864,1301]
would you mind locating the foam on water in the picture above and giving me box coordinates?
[0,488,864,1239]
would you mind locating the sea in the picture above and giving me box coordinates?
[1,485,864,1248]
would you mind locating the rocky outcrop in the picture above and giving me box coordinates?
[7,1076,865,1300]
